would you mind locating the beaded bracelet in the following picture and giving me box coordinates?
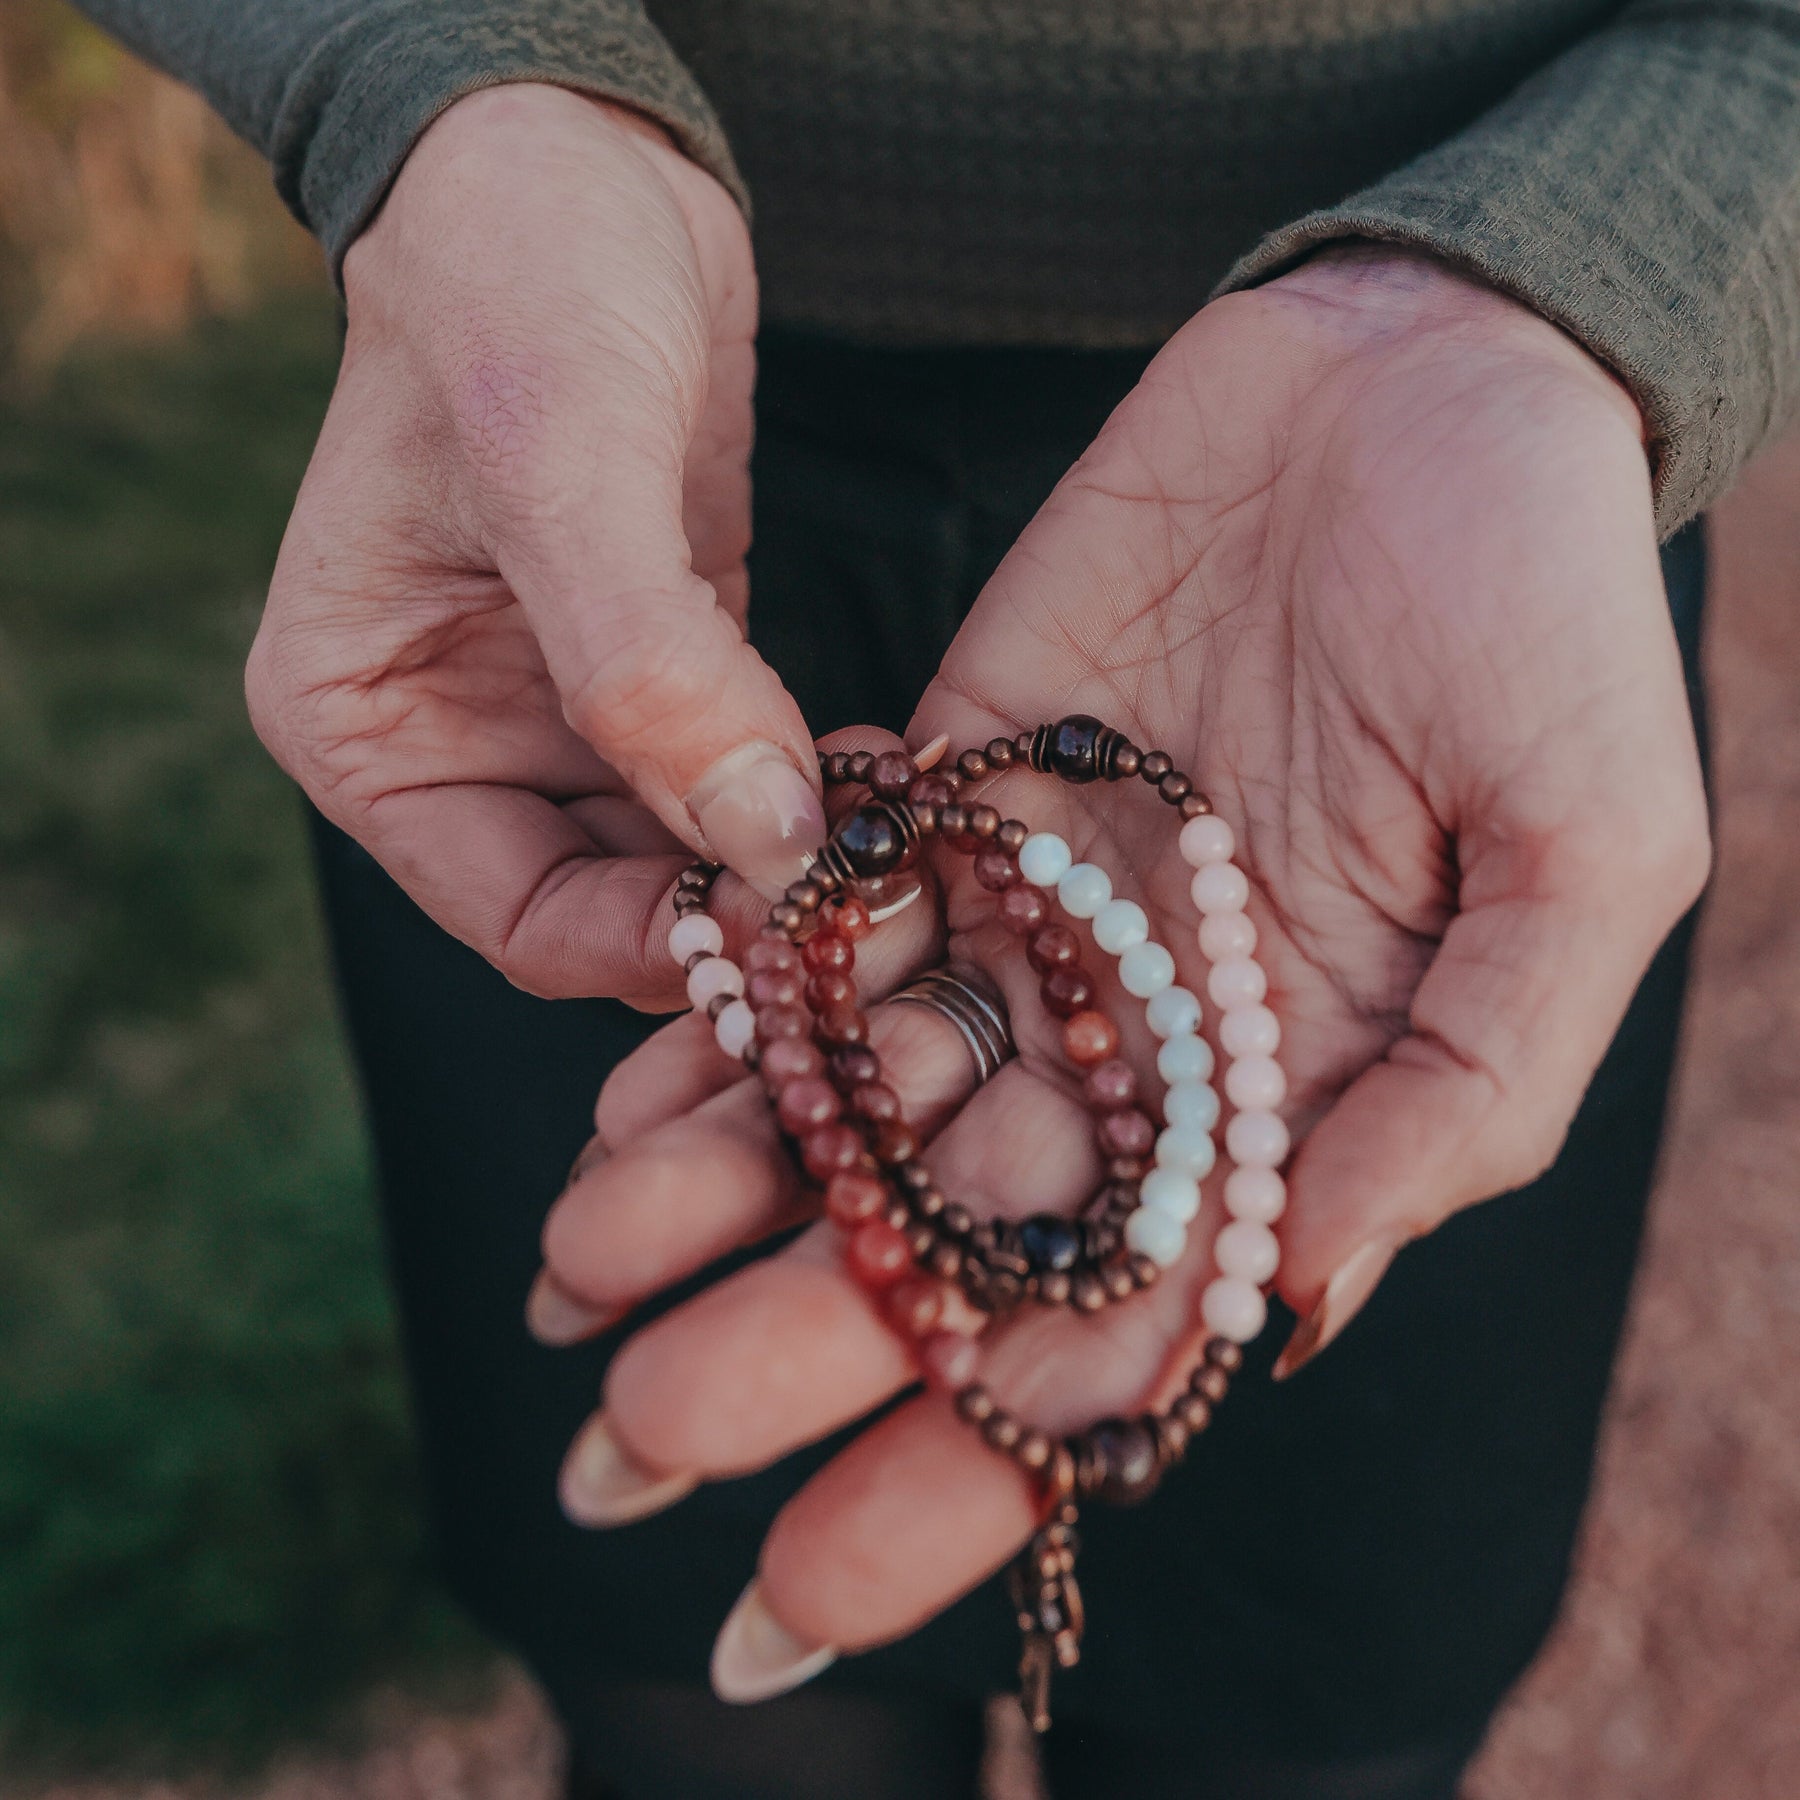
[669,717,1285,1729]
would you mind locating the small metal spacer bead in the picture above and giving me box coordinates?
[1025,722,1055,772]
[1203,1336,1245,1374]
[969,805,1001,839]
[1192,1363,1231,1404]
[771,902,806,937]
[929,1242,964,1280]
[684,950,711,974]
[846,750,876,783]
[983,1410,1023,1452]
[957,749,990,782]
[706,993,735,1022]
[957,1383,997,1423]
[997,819,1030,852]
[1109,741,1142,779]
[1178,792,1212,820]
[1037,1269,1072,1307]
[785,879,824,911]
[1140,750,1174,782]
[1126,1253,1161,1289]
[1152,1413,1190,1464]
[985,737,1017,768]
[1158,771,1193,805]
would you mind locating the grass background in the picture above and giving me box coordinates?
[0,297,488,1779]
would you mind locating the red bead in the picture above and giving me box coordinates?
[872,1120,918,1165]
[1063,1010,1120,1066]
[907,773,957,809]
[803,932,854,974]
[777,1076,842,1135]
[802,1123,864,1180]
[848,1219,913,1287]
[828,1044,883,1093]
[1083,1059,1138,1110]
[758,1037,824,1086]
[885,1277,946,1337]
[831,896,873,940]
[817,1004,870,1046]
[1027,924,1080,974]
[825,1169,888,1226]
[869,750,918,800]
[746,967,804,1009]
[972,848,1020,892]
[851,1082,902,1124]
[920,1331,980,1390]
[1040,966,1096,1018]
[1098,1107,1155,1158]
[744,939,802,973]
[997,884,1049,934]
[805,970,856,1011]
[755,1003,812,1044]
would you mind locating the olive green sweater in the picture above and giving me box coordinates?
[78,0,1800,532]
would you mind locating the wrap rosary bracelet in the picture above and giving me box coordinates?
[667,717,1286,1730]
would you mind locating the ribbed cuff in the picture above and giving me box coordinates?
[266,2,745,279]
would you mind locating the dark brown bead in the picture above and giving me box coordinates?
[940,1203,973,1237]
[996,818,1029,853]
[869,750,918,800]
[1158,771,1192,805]
[957,749,990,782]
[1127,1253,1161,1288]
[822,750,850,783]
[1040,965,1096,1018]
[1205,1337,1246,1374]
[985,737,1017,768]
[1044,715,1107,783]
[1044,1443,1078,1502]
[771,902,805,936]
[997,883,1049,935]
[1140,750,1173,782]
[1111,742,1142,779]
[846,750,875,782]
[1098,1107,1156,1159]
[1103,1262,1137,1302]
[910,801,940,836]
[1153,1414,1191,1461]
[956,1383,996,1423]
[1015,1430,1053,1472]
[912,1185,946,1217]
[1071,1271,1109,1312]
[929,1241,964,1280]
[745,967,804,1010]
[982,1410,1023,1452]
[1080,1417,1163,1505]
[850,1082,901,1124]
[833,802,919,878]
[1036,1269,1072,1306]
[705,992,734,1021]
[1082,1058,1138,1110]
[754,1003,811,1044]
[828,1043,882,1092]
[1180,792,1212,820]
[938,803,968,841]
[973,847,1020,891]
[896,1161,934,1193]
[1026,924,1080,973]
[785,878,825,910]
[884,1200,912,1232]
[969,805,1001,839]
[908,773,957,810]
[816,1004,870,1046]
[1192,1363,1231,1403]
[873,1120,918,1165]
[1106,1156,1147,1182]
[1175,1392,1212,1434]
[683,949,710,974]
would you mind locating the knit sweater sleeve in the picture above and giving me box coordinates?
[1217,1,1800,535]
[69,0,743,278]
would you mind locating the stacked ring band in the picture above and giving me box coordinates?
[890,964,1015,1085]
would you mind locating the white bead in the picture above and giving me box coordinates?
[1198,911,1257,962]
[1219,1004,1281,1059]
[669,913,725,962]
[1118,940,1175,997]
[1223,1164,1286,1224]
[1190,862,1249,914]
[1155,1125,1217,1181]
[1214,1219,1281,1285]
[1144,985,1201,1039]
[1179,815,1236,866]
[1057,862,1112,919]
[1163,1081,1221,1133]
[1157,1034,1215,1085]
[1126,1205,1188,1267]
[1139,1166,1201,1223]
[1092,898,1150,955]
[1018,832,1073,889]
[1200,1275,1268,1343]
[686,956,745,1009]
[1224,1054,1287,1111]
[713,998,756,1058]
[1207,956,1268,1010]
[1225,1109,1290,1167]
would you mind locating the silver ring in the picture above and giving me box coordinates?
[890,963,1015,1086]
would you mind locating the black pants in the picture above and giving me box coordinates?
[312,332,1706,1800]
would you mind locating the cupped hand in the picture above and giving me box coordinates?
[534,250,1710,1691]
[247,84,823,1007]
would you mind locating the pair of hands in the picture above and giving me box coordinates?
[254,85,1709,1687]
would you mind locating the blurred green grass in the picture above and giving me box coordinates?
[0,297,488,1778]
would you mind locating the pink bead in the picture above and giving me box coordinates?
[776,1076,842,1135]
[714,998,756,1058]
[744,938,802,973]
[1190,862,1249,914]
[1083,1058,1138,1111]
[1224,1054,1286,1110]
[920,1331,981,1390]
[758,1037,824,1085]
[1098,1107,1156,1159]
[1225,1109,1290,1168]
[686,956,744,1009]
[1214,1219,1281,1285]
[1207,956,1267,1010]
[1199,1276,1268,1344]
[1219,1004,1281,1059]
[1198,910,1257,962]
[1178,815,1236,867]
[1223,1164,1286,1224]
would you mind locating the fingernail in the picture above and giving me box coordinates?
[710,1579,837,1704]
[913,732,952,771]
[1273,1233,1407,1380]
[525,1270,618,1346]
[558,1412,697,1526]
[686,742,827,900]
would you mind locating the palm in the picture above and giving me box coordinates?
[540,260,1707,1668]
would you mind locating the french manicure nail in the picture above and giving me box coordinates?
[685,742,828,901]
[710,1579,838,1704]
[913,732,951,771]
[525,1270,618,1346]
[1273,1233,1408,1380]
[558,1412,697,1526]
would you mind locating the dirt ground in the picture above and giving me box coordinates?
[21,440,1800,1800]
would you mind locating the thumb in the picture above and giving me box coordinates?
[1270,805,1708,1377]
[492,374,824,901]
